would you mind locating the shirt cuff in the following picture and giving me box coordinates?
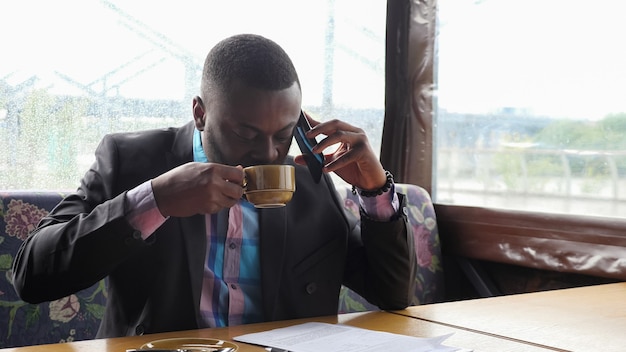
[358,183,400,221]
[125,180,168,240]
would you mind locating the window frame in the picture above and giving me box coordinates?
[383,0,626,281]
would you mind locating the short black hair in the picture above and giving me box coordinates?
[201,34,300,98]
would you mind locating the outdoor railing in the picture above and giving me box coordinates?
[436,147,626,218]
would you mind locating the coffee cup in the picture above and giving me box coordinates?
[243,165,295,208]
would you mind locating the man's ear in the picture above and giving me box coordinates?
[192,96,205,130]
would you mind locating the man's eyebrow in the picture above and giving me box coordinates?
[279,122,298,133]
[239,122,298,134]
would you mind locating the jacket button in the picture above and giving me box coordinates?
[402,207,408,216]
[306,282,317,295]
[135,324,145,335]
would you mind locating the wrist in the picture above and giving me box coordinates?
[352,170,394,197]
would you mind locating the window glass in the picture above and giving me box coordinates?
[435,0,626,218]
[0,0,385,190]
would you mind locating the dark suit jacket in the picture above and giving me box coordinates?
[13,121,416,338]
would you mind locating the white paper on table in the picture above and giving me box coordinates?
[233,322,463,352]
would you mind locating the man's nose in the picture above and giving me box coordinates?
[251,137,280,164]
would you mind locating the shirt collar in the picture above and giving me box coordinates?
[193,128,209,163]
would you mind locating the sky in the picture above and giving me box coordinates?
[437,0,626,120]
[2,0,625,120]
[0,0,385,109]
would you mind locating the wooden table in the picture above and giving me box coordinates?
[393,282,626,352]
[1,310,556,352]
[7,283,622,352]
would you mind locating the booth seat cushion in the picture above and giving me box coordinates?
[0,191,107,348]
[336,183,445,313]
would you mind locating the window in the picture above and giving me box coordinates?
[435,0,626,218]
[0,0,385,190]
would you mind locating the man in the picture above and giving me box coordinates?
[12,34,416,338]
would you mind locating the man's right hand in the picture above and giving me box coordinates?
[151,162,245,217]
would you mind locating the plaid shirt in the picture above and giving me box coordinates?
[198,200,263,327]
[192,130,263,327]
[125,128,398,328]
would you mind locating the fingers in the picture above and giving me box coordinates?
[200,164,245,206]
[321,143,364,172]
[302,112,365,155]
[298,115,386,189]
[293,154,306,165]
[153,162,245,217]
[307,119,367,154]
[302,110,321,127]
[221,164,245,186]
[306,119,372,172]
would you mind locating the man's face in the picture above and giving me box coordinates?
[193,81,302,167]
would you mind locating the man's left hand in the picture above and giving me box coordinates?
[294,113,387,191]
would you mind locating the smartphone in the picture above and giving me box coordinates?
[294,111,324,183]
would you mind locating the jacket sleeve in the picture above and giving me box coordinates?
[343,193,417,310]
[12,135,149,304]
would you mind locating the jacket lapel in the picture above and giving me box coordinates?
[179,214,206,322]
[259,206,287,321]
[163,122,210,323]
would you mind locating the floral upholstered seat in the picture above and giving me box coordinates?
[336,183,445,313]
[0,192,107,348]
